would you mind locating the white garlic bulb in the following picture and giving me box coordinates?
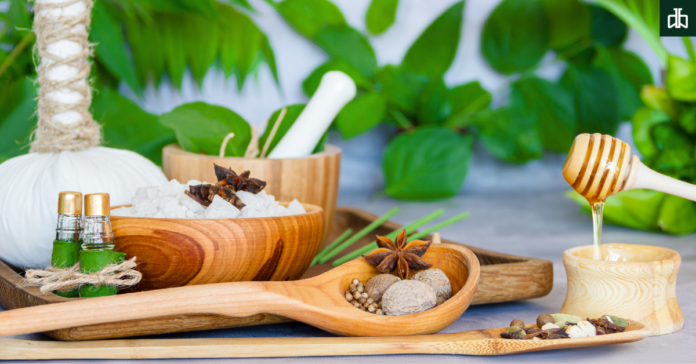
[0,148,167,268]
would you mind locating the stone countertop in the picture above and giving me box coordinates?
[1,189,694,363]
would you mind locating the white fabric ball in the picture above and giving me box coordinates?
[0,147,167,268]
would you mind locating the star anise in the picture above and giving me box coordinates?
[362,230,432,279]
[186,164,267,208]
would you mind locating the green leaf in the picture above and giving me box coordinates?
[481,0,548,75]
[335,92,387,139]
[631,106,670,161]
[383,127,474,200]
[650,123,694,178]
[124,13,165,86]
[594,47,652,120]
[657,195,696,235]
[275,0,346,39]
[509,77,576,153]
[589,5,626,47]
[227,0,254,11]
[679,105,696,134]
[641,86,678,120]
[666,55,696,102]
[315,26,377,78]
[560,65,621,135]
[375,65,429,117]
[594,0,665,64]
[0,78,36,161]
[140,0,218,16]
[366,0,399,35]
[93,87,176,165]
[91,1,142,94]
[7,0,31,31]
[416,79,452,125]
[303,58,373,96]
[312,130,329,153]
[159,102,251,157]
[401,1,464,78]
[474,107,543,164]
[542,0,591,50]
[184,13,219,85]
[444,81,492,128]
[258,105,305,157]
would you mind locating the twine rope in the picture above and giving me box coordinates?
[30,0,100,153]
[24,257,142,294]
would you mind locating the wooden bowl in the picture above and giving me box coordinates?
[560,244,683,336]
[111,203,325,291]
[162,144,340,242]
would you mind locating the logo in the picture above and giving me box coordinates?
[668,8,688,29]
[661,0,695,36]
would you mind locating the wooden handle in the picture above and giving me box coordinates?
[0,321,651,359]
[0,281,297,337]
[625,157,696,202]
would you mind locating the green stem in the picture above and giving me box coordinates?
[310,228,353,266]
[332,209,446,266]
[683,37,696,64]
[318,207,401,264]
[405,212,470,241]
[389,108,413,130]
[0,31,34,81]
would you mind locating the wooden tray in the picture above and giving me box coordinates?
[0,207,552,341]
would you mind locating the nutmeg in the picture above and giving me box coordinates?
[412,268,452,300]
[366,274,400,301]
[537,314,555,328]
[381,280,436,316]
[510,318,525,328]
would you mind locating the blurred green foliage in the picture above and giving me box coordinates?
[0,0,277,165]
[566,0,696,235]
[273,0,651,201]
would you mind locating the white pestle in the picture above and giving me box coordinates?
[37,0,88,125]
[267,71,356,159]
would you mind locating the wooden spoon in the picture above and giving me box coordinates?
[563,133,696,202]
[0,320,651,359]
[0,244,479,338]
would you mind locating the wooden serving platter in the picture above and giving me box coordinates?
[0,320,649,359]
[0,207,552,341]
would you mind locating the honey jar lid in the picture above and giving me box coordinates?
[57,191,82,214]
[85,193,110,216]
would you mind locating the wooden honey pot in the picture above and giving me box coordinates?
[560,244,683,336]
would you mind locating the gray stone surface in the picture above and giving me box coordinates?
[1,190,694,363]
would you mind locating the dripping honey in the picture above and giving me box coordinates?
[564,134,627,260]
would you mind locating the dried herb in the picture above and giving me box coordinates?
[362,230,432,279]
[186,164,267,209]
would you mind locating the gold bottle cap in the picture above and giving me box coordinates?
[85,193,111,216]
[57,192,82,214]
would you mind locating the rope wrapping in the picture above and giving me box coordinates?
[31,0,100,153]
[25,257,141,294]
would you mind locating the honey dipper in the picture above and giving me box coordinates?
[563,133,696,203]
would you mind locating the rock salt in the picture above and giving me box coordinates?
[113,179,305,219]
[205,196,241,219]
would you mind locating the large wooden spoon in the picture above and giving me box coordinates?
[563,133,696,202]
[0,243,479,338]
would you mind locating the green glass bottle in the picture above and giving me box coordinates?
[79,193,125,297]
[52,192,83,298]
